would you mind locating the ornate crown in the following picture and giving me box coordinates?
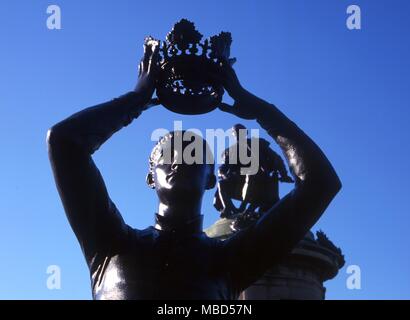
[145,19,233,114]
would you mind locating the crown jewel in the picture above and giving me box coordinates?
[145,19,233,114]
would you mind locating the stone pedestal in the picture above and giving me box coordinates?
[205,218,345,300]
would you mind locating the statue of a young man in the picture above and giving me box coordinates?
[47,44,341,299]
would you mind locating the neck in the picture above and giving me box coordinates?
[155,201,203,231]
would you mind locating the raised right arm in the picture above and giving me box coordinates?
[47,40,159,264]
[47,92,148,264]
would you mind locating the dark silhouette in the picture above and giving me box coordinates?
[47,33,341,300]
[214,124,293,219]
[153,19,233,114]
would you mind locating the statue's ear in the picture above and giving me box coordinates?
[146,172,155,189]
[206,173,216,190]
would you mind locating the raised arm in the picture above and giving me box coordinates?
[215,61,342,291]
[47,41,159,265]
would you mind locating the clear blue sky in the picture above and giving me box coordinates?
[1,0,409,300]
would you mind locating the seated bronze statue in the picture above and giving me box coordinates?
[47,40,341,299]
[214,124,294,219]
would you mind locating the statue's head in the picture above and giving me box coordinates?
[146,130,216,205]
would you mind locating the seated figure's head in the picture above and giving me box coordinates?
[146,131,216,207]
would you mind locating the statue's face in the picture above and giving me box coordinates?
[148,134,216,205]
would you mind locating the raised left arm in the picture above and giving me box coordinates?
[215,62,341,292]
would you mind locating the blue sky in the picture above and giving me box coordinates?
[1,0,409,299]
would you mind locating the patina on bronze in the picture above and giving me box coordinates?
[47,20,341,300]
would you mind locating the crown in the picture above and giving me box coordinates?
[145,19,233,114]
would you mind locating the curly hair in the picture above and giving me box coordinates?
[148,130,215,176]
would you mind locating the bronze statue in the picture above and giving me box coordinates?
[214,124,293,220]
[47,20,341,299]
